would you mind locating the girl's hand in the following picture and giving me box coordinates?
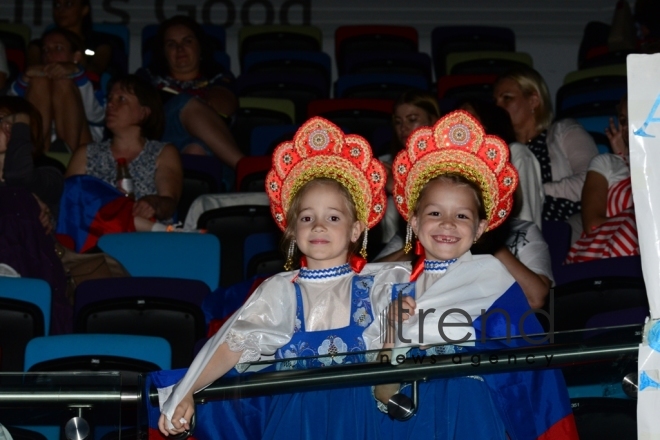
[387,295,416,328]
[158,393,194,436]
[605,117,627,156]
[44,62,80,79]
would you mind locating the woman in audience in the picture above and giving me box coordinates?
[494,66,598,221]
[391,90,441,156]
[10,28,105,151]
[136,15,244,168]
[64,75,182,244]
[27,0,113,80]
[566,95,637,263]
[459,98,544,230]
[377,90,441,244]
[0,95,63,219]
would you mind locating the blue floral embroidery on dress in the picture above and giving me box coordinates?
[275,274,375,370]
[352,276,373,327]
[317,336,348,366]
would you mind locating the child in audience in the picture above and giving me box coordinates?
[10,28,104,151]
[566,94,637,263]
[364,110,578,439]
[157,117,388,438]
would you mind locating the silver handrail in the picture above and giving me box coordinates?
[148,329,640,406]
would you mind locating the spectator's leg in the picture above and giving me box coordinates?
[25,76,53,150]
[51,78,93,151]
[179,97,244,168]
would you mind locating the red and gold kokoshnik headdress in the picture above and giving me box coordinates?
[392,110,519,233]
[266,117,387,259]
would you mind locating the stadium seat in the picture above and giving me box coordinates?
[235,72,328,123]
[249,124,299,156]
[97,232,220,291]
[239,25,322,68]
[431,25,515,80]
[178,154,226,220]
[74,277,209,368]
[197,205,282,287]
[436,74,498,111]
[334,73,429,99]
[342,51,433,85]
[0,277,50,371]
[232,97,296,153]
[335,25,418,73]
[446,51,532,76]
[307,98,394,148]
[563,65,626,85]
[242,50,331,89]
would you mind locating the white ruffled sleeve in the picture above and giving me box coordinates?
[361,262,412,352]
[158,272,298,423]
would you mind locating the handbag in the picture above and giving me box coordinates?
[54,241,129,305]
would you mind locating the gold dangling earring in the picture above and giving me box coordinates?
[404,222,413,254]
[360,228,369,259]
[284,239,296,271]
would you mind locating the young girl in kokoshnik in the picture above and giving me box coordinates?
[363,110,578,439]
[157,117,390,439]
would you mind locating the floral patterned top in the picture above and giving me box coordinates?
[86,139,165,200]
[274,267,375,370]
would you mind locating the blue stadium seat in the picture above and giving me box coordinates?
[97,232,220,291]
[0,277,51,371]
[334,73,429,99]
[24,334,171,371]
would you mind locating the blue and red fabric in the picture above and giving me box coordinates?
[56,175,135,252]
[388,256,579,440]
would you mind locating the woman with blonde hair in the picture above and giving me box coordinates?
[494,66,598,221]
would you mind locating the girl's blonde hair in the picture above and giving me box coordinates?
[282,178,362,268]
[496,66,554,132]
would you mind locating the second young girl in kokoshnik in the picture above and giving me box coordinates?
[158,117,395,438]
[362,110,578,439]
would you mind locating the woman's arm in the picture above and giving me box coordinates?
[136,143,182,220]
[65,144,88,177]
[544,122,598,201]
[205,86,238,118]
[581,170,609,234]
[493,247,550,309]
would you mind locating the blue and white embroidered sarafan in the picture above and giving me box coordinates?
[155,262,395,440]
